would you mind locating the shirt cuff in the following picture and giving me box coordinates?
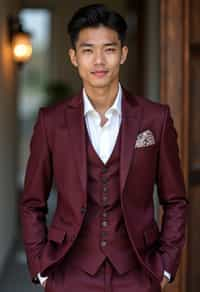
[37,272,48,285]
[163,270,171,282]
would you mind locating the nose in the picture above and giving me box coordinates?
[94,49,105,65]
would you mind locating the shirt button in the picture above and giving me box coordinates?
[100,240,107,247]
[101,221,108,227]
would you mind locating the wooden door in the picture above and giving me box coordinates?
[187,0,200,291]
[160,1,189,292]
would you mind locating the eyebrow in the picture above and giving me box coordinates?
[78,42,118,48]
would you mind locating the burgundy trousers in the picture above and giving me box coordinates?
[45,252,161,292]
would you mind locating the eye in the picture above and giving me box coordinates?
[106,48,116,52]
[82,49,92,53]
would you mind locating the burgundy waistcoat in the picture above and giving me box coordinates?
[67,124,138,275]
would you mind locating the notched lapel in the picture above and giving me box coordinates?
[120,92,142,196]
[64,94,87,195]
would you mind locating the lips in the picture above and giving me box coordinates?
[91,70,108,77]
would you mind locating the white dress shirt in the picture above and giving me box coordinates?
[83,83,122,164]
[38,82,170,284]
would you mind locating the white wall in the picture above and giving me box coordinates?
[0,0,20,274]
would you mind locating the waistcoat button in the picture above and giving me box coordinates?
[102,212,108,217]
[102,167,108,173]
[100,240,107,247]
[102,195,108,201]
[103,186,108,192]
[101,221,108,227]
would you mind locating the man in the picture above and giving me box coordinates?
[20,4,188,292]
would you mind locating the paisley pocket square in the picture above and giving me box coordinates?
[135,130,155,148]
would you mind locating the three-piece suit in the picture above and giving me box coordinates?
[20,87,188,292]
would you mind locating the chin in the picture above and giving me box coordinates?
[89,79,112,88]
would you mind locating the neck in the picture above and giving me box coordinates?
[84,81,119,115]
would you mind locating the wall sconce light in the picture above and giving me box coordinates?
[7,15,32,66]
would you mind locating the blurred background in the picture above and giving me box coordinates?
[0,0,198,292]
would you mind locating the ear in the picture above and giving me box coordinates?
[120,46,128,65]
[68,48,78,67]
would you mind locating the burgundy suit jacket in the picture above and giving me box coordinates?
[19,87,188,284]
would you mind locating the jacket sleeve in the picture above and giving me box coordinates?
[19,108,53,281]
[156,105,188,282]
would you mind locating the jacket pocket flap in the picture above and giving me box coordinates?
[48,226,67,244]
[144,222,160,246]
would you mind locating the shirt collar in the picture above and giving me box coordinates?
[83,83,122,117]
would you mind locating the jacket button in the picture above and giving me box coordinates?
[80,207,87,214]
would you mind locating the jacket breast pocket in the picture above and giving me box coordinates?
[143,221,160,249]
[135,143,158,151]
[134,144,158,173]
[48,226,67,244]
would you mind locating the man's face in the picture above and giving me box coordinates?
[69,26,128,89]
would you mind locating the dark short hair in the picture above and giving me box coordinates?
[67,4,127,48]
